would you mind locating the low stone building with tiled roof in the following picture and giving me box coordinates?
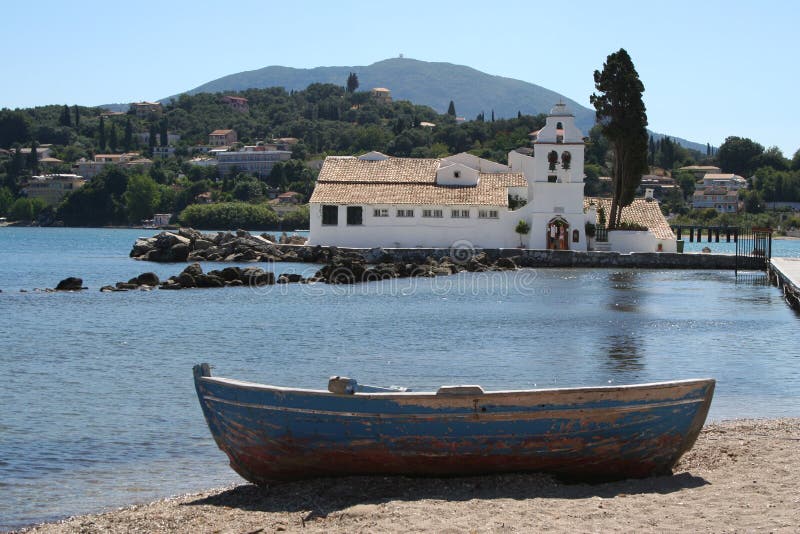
[309,153,528,248]
[585,197,677,252]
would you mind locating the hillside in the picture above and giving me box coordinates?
[173,58,597,133]
[171,57,706,153]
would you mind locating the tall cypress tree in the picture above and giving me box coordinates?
[159,117,168,147]
[148,123,157,151]
[346,72,359,93]
[590,48,649,228]
[27,140,39,174]
[124,117,133,151]
[98,116,106,151]
[59,105,72,127]
[447,100,456,116]
[74,105,80,129]
[109,124,118,152]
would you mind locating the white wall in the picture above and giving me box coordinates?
[309,203,522,249]
[608,231,654,253]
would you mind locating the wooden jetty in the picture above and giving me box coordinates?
[769,257,800,311]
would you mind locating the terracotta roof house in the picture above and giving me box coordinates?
[209,129,237,146]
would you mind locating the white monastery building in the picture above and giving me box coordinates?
[308,103,676,253]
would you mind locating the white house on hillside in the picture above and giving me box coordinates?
[308,103,676,252]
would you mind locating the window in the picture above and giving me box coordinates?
[346,206,363,225]
[451,209,470,218]
[396,209,414,218]
[373,208,388,217]
[453,171,461,178]
[478,210,499,219]
[548,175,558,183]
[423,209,443,218]
[322,205,338,225]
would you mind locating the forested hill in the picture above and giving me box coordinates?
[170,57,706,153]
[171,58,596,133]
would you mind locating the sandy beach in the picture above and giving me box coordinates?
[16,418,799,533]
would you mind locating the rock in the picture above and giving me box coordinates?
[159,280,183,290]
[130,237,157,258]
[55,277,85,291]
[219,267,243,282]
[226,279,244,287]
[277,273,304,284]
[193,239,214,251]
[195,274,225,288]
[182,263,204,278]
[155,232,190,250]
[132,272,160,286]
[176,273,196,288]
[495,257,517,270]
[116,282,139,290]
[100,285,115,292]
[260,233,277,243]
[242,267,275,286]
[170,242,190,262]
[177,227,202,241]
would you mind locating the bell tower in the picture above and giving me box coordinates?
[529,101,585,186]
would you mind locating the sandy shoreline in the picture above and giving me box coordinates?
[17,418,800,533]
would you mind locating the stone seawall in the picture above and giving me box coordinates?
[130,230,764,271]
[279,244,765,271]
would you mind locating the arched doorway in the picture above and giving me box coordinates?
[546,217,570,250]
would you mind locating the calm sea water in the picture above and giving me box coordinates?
[1,228,799,530]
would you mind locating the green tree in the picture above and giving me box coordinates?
[27,140,39,174]
[98,115,106,151]
[792,148,800,171]
[674,171,697,199]
[159,117,168,147]
[717,136,763,176]
[123,173,160,223]
[753,146,788,171]
[74,105,80,129]
[447,100,456,116]
[59,105,72,127]
[9,197,46,221]
[346,72,359,93]
[0,110,32,148]
[124,117,133,151]
[515,219,530,247]
[109,124,118,152]
[0,186,14,216]
[590,48,649,228]
[148,123,157,152]
[179,202,279,230]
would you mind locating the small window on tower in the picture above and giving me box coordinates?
[454,171,461,178]
[548,175,558,183]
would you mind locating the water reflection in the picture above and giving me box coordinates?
[603,333,644,372]
[605,271,642,313]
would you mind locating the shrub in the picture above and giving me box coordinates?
[179,202,279,230]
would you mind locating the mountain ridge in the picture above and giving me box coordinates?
[158,57,705,153]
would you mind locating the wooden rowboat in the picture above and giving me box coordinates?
[193,364,714,482]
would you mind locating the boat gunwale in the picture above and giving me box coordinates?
[197,374,715,400]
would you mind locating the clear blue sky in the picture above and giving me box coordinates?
[2,0,798,156]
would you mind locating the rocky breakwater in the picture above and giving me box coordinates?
[309,251,520,284]
[130,228,318,263]
[159,263,276,290]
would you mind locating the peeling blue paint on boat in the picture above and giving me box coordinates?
[194,364,715,482]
